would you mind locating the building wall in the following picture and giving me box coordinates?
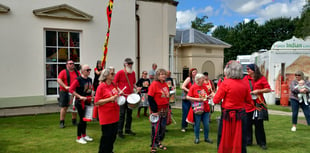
[0,0,135,108]
[136,1,176,73]
[175,45,224,81]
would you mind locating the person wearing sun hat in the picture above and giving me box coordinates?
[289,70,310,132]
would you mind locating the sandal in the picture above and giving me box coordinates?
[150,148,157,153]
[158,144,167,150]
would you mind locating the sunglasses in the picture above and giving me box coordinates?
[143,73,148,75]
[68,63,74,65]
[86,69,91,72]
[295,74,301,76]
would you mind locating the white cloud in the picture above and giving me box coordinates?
[176,6,214,29]
[176,9,197,29]
[255,1,305,24]
[222,0,271,14]
[243,18,250,23]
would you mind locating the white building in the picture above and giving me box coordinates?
[0,0,178,108]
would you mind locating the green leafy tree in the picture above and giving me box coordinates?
[191,16,214,33]
[294,2,310,39]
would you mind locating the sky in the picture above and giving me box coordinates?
[176,0,307,33]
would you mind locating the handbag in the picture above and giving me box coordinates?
[191,101,204,115]
[255,102,269,121]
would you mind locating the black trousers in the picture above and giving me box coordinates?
[118,102,133,133]
[75,101,87,137]
[99,122,118,153]
[246,111,266,146]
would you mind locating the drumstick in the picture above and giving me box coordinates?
[119,86,127,95]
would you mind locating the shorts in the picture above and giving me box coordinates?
[58,91,70,107]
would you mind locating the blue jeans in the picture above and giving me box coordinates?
[181,100,191,129]
[291,98,310,125]
[194,112,210,140]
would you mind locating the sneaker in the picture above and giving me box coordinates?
[181,128,186,132]
[200,128,203,132]
[204,139,213,144]
[291,126,296,132]
[59,122,65,128]
[76,138,87,144]
[125,130,136,136]
[83,136,93,141]
[194,138,199,144]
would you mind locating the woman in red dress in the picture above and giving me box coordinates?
[94,67,120,153]
[213,60,254,153]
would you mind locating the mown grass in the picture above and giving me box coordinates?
[1,108,310,153]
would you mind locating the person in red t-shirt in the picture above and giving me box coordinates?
[148,68,170,152]
[181,68,197,132]
[213,60,254,153]
[94,67,119,153]
[57,60,80,128]
[187,73,213,144]
[243,64,271,150]
[114,58,141,138]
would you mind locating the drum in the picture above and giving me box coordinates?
[127,93,141,109]
[83,105,94,122]
[117,96,126,106]
[191,101,204,115]
[140,93,149,107]
[149,114,159,123]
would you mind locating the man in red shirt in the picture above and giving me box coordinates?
[114,58,141,138]
[57,60,80,128]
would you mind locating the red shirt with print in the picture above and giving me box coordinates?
[58,69,80,91]
[94,82,120,125]
[187,84,210,112]
[243,75,270,105]
[114,69,136,97]
[213,78,253,110]
[148,81,169,109]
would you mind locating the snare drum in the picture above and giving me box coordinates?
[83,104,94,122]
[127,93,141,109]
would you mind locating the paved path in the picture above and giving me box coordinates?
[0,101,304,117]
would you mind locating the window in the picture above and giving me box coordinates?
[45,30,80,95]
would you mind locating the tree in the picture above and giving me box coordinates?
[294,2,310,39]
[191,16,214,34]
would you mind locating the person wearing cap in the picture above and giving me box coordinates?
[243,64,271,150]
[114,58,141,138]
[289,70,310,132]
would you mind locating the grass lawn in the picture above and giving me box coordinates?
[1,108,310,153]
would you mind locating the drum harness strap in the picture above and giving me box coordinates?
[124,69,133,94]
